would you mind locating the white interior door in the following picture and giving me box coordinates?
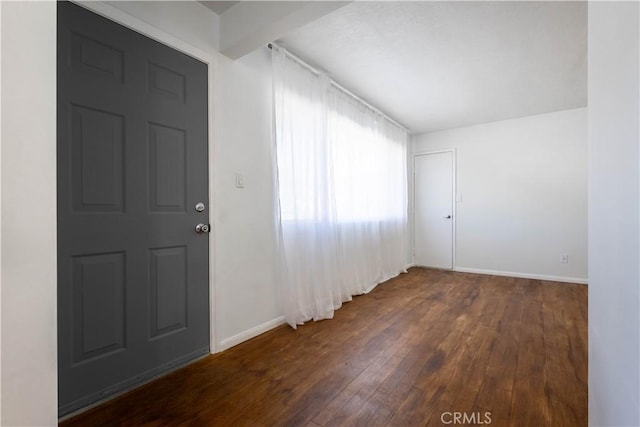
[414,151,454,269]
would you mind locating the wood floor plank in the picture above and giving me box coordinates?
[60,268,587,427]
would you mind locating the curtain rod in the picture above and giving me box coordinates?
[267,43,410,133]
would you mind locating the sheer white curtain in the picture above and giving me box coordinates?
[272,46,408,328]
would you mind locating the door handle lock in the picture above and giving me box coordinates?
[195,223,210,234]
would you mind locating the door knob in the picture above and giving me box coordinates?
[443,215,452,219]
[195,223,210,233]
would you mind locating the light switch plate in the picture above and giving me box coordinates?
[235,173,245,188]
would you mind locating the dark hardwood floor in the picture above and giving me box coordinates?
[60,267,587,426]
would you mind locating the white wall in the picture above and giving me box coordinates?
[412,108,588,283]
[0,2,3,419]
[1,2,58,425]
[213,48,283,347]
[588,2,640,426]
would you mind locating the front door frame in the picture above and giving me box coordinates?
[412,149,457,270]
[69,1,219,354]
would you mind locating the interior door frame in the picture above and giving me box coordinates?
[69,1,219,353]
[412,149,457,270]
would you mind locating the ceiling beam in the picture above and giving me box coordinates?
[219,1,350,59]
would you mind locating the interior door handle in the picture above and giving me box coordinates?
[195,223,210,233]
[443,215,452,219]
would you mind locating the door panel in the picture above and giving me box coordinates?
[72,252,126,362]
[70,105,125,212]
[149,246,188,338]
[57,2,210,416]
[148,123,187,212]
[414,152,454,269]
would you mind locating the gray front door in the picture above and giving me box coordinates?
[57,2,210,416]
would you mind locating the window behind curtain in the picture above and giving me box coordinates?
[272,45,408,327]
[278,87,407,224]
[328,98,407,223]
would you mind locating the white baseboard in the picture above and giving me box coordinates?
[453,267,588,285]
[218,316,287,352]
[402,263,416,272]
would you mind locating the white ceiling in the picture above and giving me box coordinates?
[277,1,587,134]
[200,1,239,15]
